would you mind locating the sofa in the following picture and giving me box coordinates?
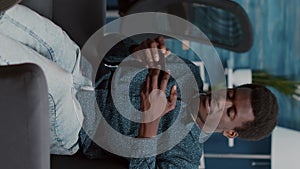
[0,63,129,169]
[0,0,129,168]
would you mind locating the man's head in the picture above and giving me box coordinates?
[0,0,20,12]
[197,84,279,141]
[233,84,279,140]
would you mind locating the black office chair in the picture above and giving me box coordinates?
[120,0,253,53]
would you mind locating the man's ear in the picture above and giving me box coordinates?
[223,130,239,138]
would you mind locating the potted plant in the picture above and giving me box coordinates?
[252,71,300,101]
[232,69,300,101]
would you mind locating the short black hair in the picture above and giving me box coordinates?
[234,84,279,141]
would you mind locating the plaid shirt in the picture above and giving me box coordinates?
[80,37,204,169]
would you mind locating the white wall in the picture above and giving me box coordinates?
[272,126,300,169]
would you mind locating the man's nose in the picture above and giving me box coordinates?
[216,97,233,109]
[224,100,233,108]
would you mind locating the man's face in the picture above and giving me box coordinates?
[197,87,255,135]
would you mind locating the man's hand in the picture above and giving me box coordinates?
[138,69,177,138]
[131,36,171,68]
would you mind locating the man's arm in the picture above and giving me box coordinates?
[130,36,175,138]
[129,37,202,169]
[137,69,177,138]
[130,126,203,169]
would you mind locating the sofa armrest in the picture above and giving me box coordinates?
[0,63,50,169]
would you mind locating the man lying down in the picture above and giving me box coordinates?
[0,2,278,169]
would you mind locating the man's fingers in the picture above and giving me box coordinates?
[138,40,153,67]
[148,40,159,62]
[150,68,160,90]
[147,39,159,62]
[145,72,151,94]
[163,85,177,115]
[160,71,170,93]
[155,36,170,63]
[155,36,166,53]
[133,50,143,62]
[169,85,177,103]
[134,37,170,68]
[164,48,171,58]
[132,46,148,66]
[145,50,154,67]
[131,45,142,62]
[140,70,153,112]
[168,85,178,111]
